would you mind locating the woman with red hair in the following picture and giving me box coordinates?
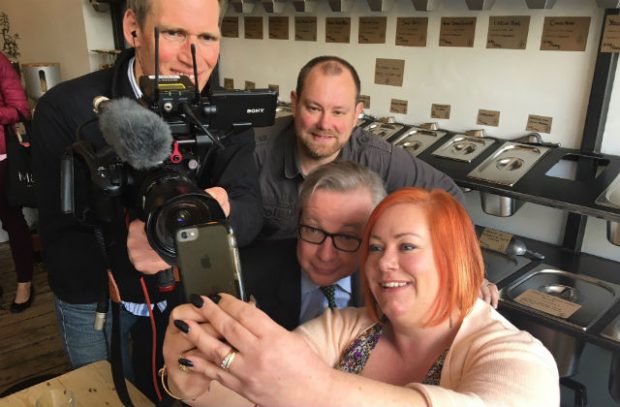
[160,187,559,406]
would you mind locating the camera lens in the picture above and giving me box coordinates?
[175,209,192,226]
[146,192,225,264]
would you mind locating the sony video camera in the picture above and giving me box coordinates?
[61,73,277,265]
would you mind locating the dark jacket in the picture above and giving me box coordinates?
[241,238,363,331]
[31,49,262,303]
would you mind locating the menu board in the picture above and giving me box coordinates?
[477,109,500,127]
[326,18,351,43]
[601,15,620,53]
[374,58,405,87]
[359,94,371,109]
[244,17,263,40]
[223,78,234,89]
[359,17,387,44]
[269,16,289,40]
[439,17,476,48]
[295,17,317,42]
[390,99,408,115]
[431,104,451,120]
[395,17,428,47]
[487,16,530,50]
[540,17,591,52]
[221,17,239,38]
[526,114,553,134]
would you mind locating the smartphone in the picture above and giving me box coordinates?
[175,221,246,302]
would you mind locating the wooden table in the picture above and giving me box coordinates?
[0,360,154,407]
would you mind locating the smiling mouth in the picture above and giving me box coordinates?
[380,282,411,288]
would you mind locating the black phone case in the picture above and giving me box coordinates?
[175,221,246,301]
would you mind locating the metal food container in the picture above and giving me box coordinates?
[480,192,524,217]
[501,265,620,377]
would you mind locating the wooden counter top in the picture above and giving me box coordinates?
[0,360,153,407]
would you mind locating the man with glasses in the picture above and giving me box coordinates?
[31,0,261,400]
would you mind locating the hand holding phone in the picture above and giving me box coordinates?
[175,221,246,302]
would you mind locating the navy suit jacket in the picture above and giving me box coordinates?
[240,238,363,331]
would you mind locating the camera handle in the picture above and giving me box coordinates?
[158,268,176,292]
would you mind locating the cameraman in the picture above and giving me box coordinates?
[30,0,261,401]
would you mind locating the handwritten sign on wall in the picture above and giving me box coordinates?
[244,17,263,40]
[295,17,317,41]
[359,17,387,44]
[374,58,405,87]
[326,17,351,43]
[222,17,239,38]
[540,17,591,51]
[487,16,530,50]
[396,17,428,47]
[601,15,620,53]
[269,16,289,40]
[439,17,476,47]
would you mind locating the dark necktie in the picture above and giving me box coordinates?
[320,285,337,309]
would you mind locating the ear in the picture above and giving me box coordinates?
[290,90,298,113]
[355,100,364,118]
[123,9,141,46]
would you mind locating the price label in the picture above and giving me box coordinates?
[479,228,512,253]
[515,289,581,319]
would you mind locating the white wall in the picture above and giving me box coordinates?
[1,0,114,81]
[219,0,620,261]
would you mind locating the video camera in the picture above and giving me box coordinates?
[61,59,277,266]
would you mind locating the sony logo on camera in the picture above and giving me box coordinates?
[246,108,265,114]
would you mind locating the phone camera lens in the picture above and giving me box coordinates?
[180,231,188,239]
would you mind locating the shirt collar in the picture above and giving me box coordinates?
[127,57,142,99]
[300,269,352,296]
[283,124,303,181]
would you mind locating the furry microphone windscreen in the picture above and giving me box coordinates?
[98,97,173,170]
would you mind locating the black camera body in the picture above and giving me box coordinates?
[62,74,277,265]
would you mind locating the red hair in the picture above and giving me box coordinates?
[360,187,484,327]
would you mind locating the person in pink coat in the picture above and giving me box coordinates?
[0,52,35,313]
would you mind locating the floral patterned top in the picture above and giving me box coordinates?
[335,323,447,385]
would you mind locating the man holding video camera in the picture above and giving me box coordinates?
[31,0,261,401]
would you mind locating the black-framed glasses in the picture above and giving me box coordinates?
[298,224,362,253]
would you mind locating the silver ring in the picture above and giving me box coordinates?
[220,350,237,370]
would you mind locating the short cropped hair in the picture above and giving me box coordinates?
[295,56,361,102]
[126,0,221,28]
[126,0,151,28]
[360,187,484,327]
[298,161,386,215]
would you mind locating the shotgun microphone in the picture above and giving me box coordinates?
[95,96,173,170]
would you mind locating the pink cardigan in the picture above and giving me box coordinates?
[296,299,560,406]
[0,53,30,155]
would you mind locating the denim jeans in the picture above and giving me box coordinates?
[53,297,137,380]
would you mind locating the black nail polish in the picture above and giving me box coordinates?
[174,319,190,334]
[190,293,204,308]
[178,357,194,368]
[208,294,221,304]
